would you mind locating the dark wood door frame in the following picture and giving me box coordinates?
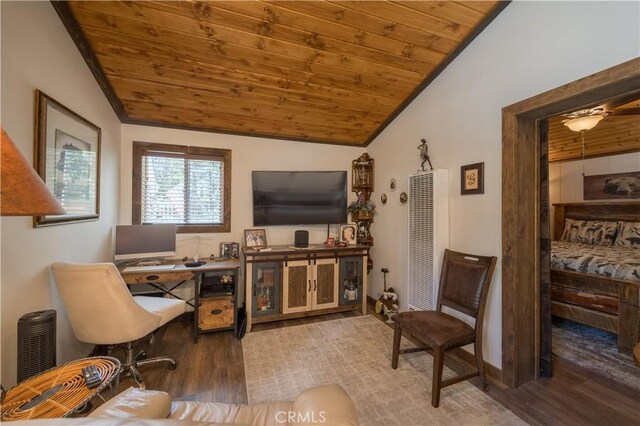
[501,58,640,388]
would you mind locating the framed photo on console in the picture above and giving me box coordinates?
[340,224,357,245]
[244,229,267,248]
[34,90,101,227]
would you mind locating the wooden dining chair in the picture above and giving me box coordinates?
[391,249,497,408]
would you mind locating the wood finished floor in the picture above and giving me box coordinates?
[114,304,640,425]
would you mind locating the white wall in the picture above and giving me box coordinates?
[367,1,640,368]
[550,152,640,204]
[120,124,364,257]
[1,2,121,386]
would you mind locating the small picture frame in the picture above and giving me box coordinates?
[220,242,240,258]
[244,229,267,248]
[340,224,357,245]
[461,162,484,195]
[388,178,397,192]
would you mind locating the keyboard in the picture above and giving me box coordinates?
[123,264,176,273]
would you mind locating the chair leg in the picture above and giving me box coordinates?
[392,321,402,369]
[137,356,177,370]
[126,365,145,390]
[475,341,488,391]
[431,346,444,408]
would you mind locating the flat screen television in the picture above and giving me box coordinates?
[114,224,177,260]
[252,171,347,226]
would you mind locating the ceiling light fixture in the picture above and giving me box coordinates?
[562,108,607,132]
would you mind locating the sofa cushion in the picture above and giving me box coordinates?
[89,387,172,419]
[615,221,640,248]
[170,400,293,425]
[292,384,358,426]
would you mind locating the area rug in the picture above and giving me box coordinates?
[552,317,640,391]
[242,316,525,426]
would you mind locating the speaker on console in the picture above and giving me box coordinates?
[294,230,309,248]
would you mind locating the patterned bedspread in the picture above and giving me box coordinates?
[551,241,640,282]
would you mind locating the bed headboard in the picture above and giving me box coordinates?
[552,202,640,241]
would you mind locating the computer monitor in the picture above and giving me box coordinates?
[114,224,177,260]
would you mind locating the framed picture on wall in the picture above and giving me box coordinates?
[34,90,101,227]
[461,162,484,195]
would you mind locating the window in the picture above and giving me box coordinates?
[132,142,231,233]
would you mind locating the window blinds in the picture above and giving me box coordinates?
[141,153,224,225]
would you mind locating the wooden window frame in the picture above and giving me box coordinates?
[132,141,231,233]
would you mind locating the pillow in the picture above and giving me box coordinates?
[560,219,585,243]
[88,387,172,419]
[615,221,640,248]
[560,219,618,245]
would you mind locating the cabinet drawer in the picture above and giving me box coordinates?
[122,271,195,285]
[199,297,234,330]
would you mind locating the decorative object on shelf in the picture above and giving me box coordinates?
[380,193,387,205]
[34,90,101,227]
[388,178,397,192]
[352,153,374,191]
[348,192,376,221]
[461,162,484,195]
[244,229,267,248]
[399,192,408,205]
[325,237,335,247]
[340,224,357,245]
[584,171,640,200]
[0,129,65,216]
[374,268,398,322]
[418,138,433,171]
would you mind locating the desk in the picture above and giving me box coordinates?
[118,258,241,342]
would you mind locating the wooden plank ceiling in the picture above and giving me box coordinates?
[548,99,640,163]
[57,1,504,146]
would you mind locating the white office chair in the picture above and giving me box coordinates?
[51,262,186,389]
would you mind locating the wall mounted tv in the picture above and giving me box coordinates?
[252,171,347,226]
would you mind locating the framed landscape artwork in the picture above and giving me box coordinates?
[34,90,101,227]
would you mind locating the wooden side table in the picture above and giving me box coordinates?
[1,356,120,421]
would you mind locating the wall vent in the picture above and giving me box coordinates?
[407,170,449,311]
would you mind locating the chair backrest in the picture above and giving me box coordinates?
[51,262,160,345]
[436,249,497,323]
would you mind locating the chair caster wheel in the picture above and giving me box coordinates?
[169,363,177,371]
[135,351,147,361]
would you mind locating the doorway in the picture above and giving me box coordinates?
[501,57,640,388]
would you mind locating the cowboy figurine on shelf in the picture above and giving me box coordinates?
[418,138,433,171]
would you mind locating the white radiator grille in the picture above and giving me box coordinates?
[408,172,435,311]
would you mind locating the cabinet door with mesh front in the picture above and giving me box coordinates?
[283,260,311,314]
[313,258,339,310]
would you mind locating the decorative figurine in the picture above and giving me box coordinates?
[375,268,399,322]
[418,138,433,172]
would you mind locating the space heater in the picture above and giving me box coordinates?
[17,310,56,382]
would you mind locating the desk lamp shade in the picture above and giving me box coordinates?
[1,128,65,216]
